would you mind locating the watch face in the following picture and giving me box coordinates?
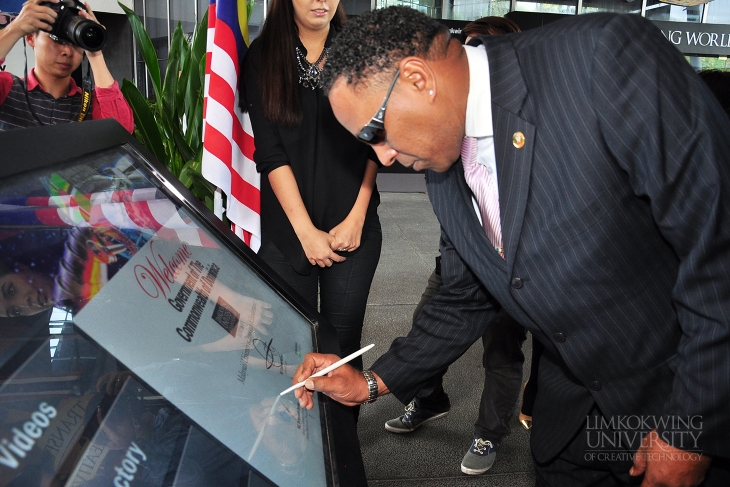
[0,124,347,487]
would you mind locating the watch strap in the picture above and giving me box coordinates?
[362,369,378,404]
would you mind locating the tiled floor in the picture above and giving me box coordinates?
[359,188,536,486]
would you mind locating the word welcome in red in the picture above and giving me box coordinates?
[134,240,192,299]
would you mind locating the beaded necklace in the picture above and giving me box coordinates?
[295,46,328,89]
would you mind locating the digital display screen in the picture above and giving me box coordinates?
[0,144,332,487]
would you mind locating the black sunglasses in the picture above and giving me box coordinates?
[357,69,400,145]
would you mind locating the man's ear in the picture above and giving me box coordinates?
[399,57,435,96]
[25,33,36,48]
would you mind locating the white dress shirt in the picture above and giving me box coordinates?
[463,44,499,225]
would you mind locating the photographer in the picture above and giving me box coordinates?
[0,0,133,132]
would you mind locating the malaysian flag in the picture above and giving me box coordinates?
[202,0,261,252]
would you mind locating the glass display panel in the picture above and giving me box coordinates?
[514,0,577,16]
[0,144,332,487]
[373,0,442,19]
[644,1,704,22]
[580,0,641,15]
[706,0,730,24]
[450,0,511,21]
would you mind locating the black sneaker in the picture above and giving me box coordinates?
[460,437,499,475]
[384,399,450,433]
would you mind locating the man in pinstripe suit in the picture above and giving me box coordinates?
[293,7,730,486]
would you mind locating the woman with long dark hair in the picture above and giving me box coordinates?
[239,0,382,417]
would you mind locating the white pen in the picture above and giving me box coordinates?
[279,343,375,396]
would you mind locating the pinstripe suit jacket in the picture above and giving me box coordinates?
[370,13,730,462]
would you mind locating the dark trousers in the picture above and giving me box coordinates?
[522,338,543,417]
[412,266,526,443]
[258,218,382,373]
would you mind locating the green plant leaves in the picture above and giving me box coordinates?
[179,158,216,211]
[120,79,166,163]
[118,2,213,206]
[192,9,209,66]
[119,3,162,105]
[178,159,199,188]
[164,23,186,119]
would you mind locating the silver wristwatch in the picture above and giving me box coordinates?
[362,370,378,404]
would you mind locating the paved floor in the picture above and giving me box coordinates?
[359,188,536,486]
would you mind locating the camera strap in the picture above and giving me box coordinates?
[77,55,92,121]
[22,38,93,124]
[22,36,43,126]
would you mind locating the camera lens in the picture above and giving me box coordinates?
[64,15,106,51]
[77,23,105,51]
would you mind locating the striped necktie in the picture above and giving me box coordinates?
[461,136,504,258]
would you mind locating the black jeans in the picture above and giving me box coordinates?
[412,266,526,443]
[258,217,382,373]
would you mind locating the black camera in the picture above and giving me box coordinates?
[41,0,106,52]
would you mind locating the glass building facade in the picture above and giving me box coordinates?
[131,0,729,97]
[132,0,210,95]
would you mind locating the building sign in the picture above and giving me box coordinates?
[505,12,730,58]
[654,20,730,57]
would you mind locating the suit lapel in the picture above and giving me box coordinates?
[483,36,535,268]
[493,108,534,268]
[429,36,535,275]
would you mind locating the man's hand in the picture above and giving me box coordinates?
[9,0,58,37]
[74,2,115,88]
[293,353,369,409]
[78,2,101,25]
[77,3,104,57]
[629,430,711,487]
[0,0,57,60]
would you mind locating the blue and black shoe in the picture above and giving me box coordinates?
[461,437,499,475]
[384,399,450,433]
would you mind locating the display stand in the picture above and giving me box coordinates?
[0,120,366,487]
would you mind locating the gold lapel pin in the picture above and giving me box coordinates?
[512,131,525,149]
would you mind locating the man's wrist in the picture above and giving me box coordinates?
[362,370,378,404]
